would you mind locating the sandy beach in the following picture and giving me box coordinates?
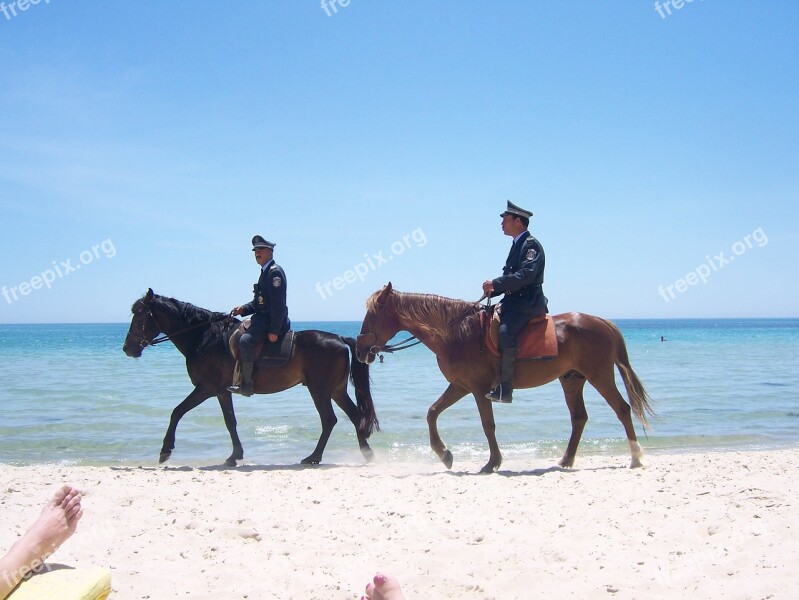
[2,448,797,599]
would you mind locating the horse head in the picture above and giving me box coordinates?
[122,288,161,357]
[356,282,401,363]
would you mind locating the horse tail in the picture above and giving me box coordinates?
[603,319,656,428]
[342,336,380,437]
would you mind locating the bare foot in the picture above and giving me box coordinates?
[25,485,83,559]
[0,485,83,600]
[364,571,406,600]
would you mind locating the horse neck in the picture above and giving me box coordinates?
[153,299,208,357]
[389,293,474,354]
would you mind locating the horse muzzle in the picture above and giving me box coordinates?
[354,334,379,364]
[122,337,145,358]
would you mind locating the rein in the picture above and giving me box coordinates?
[448,292,488,327]
[367,293,488,355]
[380,334,423,353]
[141,307,230,348]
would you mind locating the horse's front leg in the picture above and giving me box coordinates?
[159,387,213,463]
[473,394,502,473]
[217,392,244,467]
[427,384,468,470]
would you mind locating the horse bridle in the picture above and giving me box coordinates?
[359,301,388,356]
[136,306,168,348]
[360,293,488,356]
[359,300,422,356]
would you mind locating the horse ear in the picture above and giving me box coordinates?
[146,288,154,302]
[378,282,392,302]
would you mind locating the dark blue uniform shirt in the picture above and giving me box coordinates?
[491,230,548,319]
[241,260,290,336]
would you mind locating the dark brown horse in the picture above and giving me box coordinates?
[355,283,654,473]
[123,289,378,466]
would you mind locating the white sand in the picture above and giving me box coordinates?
[2,449,798,599]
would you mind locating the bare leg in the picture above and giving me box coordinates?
[0,485,83,600]
[364,572,406,600]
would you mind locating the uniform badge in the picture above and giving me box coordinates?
[272,277,282,287]
[526,249,537,261]
[258,296,264,305]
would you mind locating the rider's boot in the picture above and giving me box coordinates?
[486,348,517,403]
[228,361,254,397]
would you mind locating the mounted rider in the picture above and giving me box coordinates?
[228,235,291,396]
[482,201,548,403]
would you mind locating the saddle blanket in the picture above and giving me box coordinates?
[483,310,558,360]
[228,320,295,367]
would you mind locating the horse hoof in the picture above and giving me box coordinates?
[442,450,453,470]
[362,447,375,463]
[159,452,171,464]
[301,457,321,465]
[225,457,238,467]
[480,460,501,474]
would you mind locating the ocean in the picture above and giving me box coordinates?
[1,319,797,468]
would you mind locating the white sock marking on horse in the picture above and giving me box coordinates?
[629,440,644,468]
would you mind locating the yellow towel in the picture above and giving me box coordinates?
[9,566,111,600]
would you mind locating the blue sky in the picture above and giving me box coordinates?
[1,1,796,323]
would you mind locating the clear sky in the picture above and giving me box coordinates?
[1,1,797,323]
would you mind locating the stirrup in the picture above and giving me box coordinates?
[486,384,513,404]
[228,383,253,397]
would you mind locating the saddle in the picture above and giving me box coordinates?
[481,307,558,360]
[228,319,295,367]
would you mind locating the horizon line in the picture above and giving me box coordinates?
[2,316,799,326]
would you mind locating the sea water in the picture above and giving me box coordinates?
[0,319,797,467]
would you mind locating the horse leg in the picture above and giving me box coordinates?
[301,388,337,465]
[427,383,469,470]
[160,387,213,463]
[332,390,374,463]
[558,371,588,468]
[473,394,503,474]
[588,374,644,468]
[217,392,244,467]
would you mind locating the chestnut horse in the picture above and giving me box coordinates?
[123,289,378,466]
[356,283,654,473]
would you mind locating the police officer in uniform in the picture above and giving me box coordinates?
[228,235,291,396]
[482,201,548,403]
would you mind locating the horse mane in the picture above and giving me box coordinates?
[153,295,230,326]
[366,289,480,344]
